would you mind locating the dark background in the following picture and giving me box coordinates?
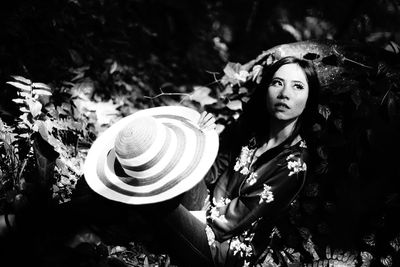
[0,1,400,266]
[0,0,399,88]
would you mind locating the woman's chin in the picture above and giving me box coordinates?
[271,113,299,123]
[272,113,290,121]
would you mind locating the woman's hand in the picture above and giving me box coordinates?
[190,210,207,224]
[197,111,216,131]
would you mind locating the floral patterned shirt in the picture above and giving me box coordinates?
[204,137,308,267]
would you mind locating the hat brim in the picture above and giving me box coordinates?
[84,106,219,205]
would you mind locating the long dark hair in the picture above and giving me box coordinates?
[226,56,320,151]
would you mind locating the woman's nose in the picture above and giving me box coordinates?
[277,84,290,99]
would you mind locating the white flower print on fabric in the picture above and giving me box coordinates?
[269,227,281,238]
[240,166,250,175]
[299,140,307,148]
[213,197,231,207]
[229,227,256,265]
[230,235,254,258]
[251,218,261,228]
[209,206,220,221]
[286,154,307,176]
[259,184,274,204]
[205,225,216,247]
[246,172,258,185]
[208,197,231,222]
[234,146,255,175]
[262,251,280,267]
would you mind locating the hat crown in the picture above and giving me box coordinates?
[114,116,158,159]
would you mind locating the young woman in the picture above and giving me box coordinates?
[199,56,320,266]
[0,56,320,267]
[125,56,319,267]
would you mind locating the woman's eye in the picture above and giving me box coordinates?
[271,79,282,86]
[293,83,304,90]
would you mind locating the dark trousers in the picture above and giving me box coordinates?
[33,179,214,267]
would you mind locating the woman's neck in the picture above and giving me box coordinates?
[266,118,298,150]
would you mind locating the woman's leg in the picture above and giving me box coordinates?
[143,180,213,267]
[180,178,209,211]
[157,204,214,267]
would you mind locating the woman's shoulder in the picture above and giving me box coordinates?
[275,137,309,170]
[285,136,308,156]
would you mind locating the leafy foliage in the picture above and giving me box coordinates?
[0,0,400,266]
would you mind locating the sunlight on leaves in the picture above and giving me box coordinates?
[190,86,218,107]
[10,75,32,85]
[26,98,43,117]
[7,81,32,92]
[226,100,242,111]
[223,62,249,85]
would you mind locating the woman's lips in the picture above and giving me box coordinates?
[274,103,289,109]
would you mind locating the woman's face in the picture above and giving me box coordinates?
[266,63,309,122]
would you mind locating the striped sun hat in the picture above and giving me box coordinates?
[84,106,219,205]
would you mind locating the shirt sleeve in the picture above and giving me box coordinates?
[203,123,239,187]
[208,152,307,242]
[203,149,231,187]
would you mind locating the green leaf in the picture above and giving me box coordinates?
[6,81,32,92]
[27,99,43,117]
[281,23,302,41]
[57,106,70,116]
[318,104,331,120]
[384,41,400,54]
[2,132,16,144]
[190,86,218,107]
[11,76,31,85]
[34,120,49,141]
[265,53,275,65]
[220,85,233,98]
[32,82,52,96]
[251,64,263,83]
[19,91,31,98]
[44,103,58,118]
[109,61,119,74]
[238,87,248,95]
[19,112,32,128]
[32,82,51,90]
[56,159,68,173]
[12,98,25,104]
[223,62,249,84]
[19,133,30,139]
[143,256,149,267]
[20,107,30,113]
[226,100,242,110]
[33,89,52,96]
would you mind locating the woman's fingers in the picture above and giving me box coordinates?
[203,112,214,122]
[198,111,216,131]
[199,111,206,123]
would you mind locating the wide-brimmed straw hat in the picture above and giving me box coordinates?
[84,106,219,205]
